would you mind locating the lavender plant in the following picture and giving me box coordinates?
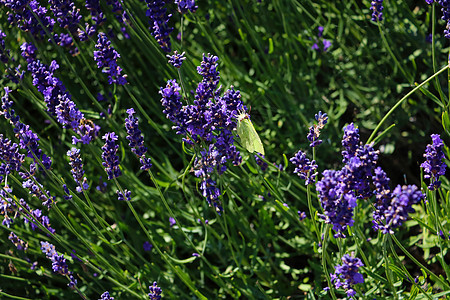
[0,0,449,299]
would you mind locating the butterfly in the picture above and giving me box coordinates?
[236,112,265,155]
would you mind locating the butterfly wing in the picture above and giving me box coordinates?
[248,119,265,155]
[237,118,255,153]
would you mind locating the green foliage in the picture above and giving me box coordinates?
[0,0,450,299]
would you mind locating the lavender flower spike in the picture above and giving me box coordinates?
[175,0,198,14]
[290,150,318,185]
[144,0,173,52]
[125,108,152,170]
[307,111,328,147]
[40,241,77,287]
[167,50,186,68]
[370,0,384,22]
[67,147,88,192]
[148,281,162,300]
[99,291,114,300]
[421,134,446,190]
[101,132,122,180]
[94,32,127,85]
[330,253,364,298]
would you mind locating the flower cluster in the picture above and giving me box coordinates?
[160,54,245,213]
[290,150,318,185]
[117,189,131,201]
[167,50,186,68]
[370,0,384,22]
[20,42,100,144]
[40,241,77,287]
[255,153,268,172]
[143,0,173,52]
[298,211,307,221]
[0,134,25,184]
[312,27,332,52]
[20,198,56,234]
[101,132,122,180]
[23,178,55,209]
[67,147,89,192]
[316,169,356,237]
[307,111,328,147]
[85,0,106,27]
[99,291,114,300]
[124,108,152,170]
[175,0,198,14]
[315,123,380,237]
[94,32,127,85]
[341,123,379,199]
[0,30,9,63]
[1,86,52,170]
[9,232,28,251]
[1,0,56,38]
[1,185,56,234]
[421,134,446,190]
[148,281,162,300]
[330,253,364,298]
[48,0,81,32]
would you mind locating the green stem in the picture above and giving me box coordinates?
[367,64,450,144]
[391,234,450,289]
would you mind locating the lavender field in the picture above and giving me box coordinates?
[1,0,450,299]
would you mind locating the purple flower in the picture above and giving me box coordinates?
[379,185,424,234]
[192,252,200,257]
[85,0,106,27]
[175,0,198,14]
[143,0,173,52]
[40,241,77,287]
[290,150,318,185]
[2,88,53,169]
[169,217,176,227]
[323,39,332,52]
[101,132,122,180]
[20,43,99,144]
[341,123,360,163]
[370,0,384,22]
[421,134,446,190]
[159,54,246,213]
[0,30,10,63]
[143,241,153,251]
[316,169,356,238]
[94,32,127,85]
[330,253,364,298]
[48,0,82,33]
[148,281,162,300]
[160,79,184,131]
[0,134,25,184]
[99,291,114,300]
[124,108,152,170]
[298,211,307,221]
[117,189,131,201]
[167,50,186,68]
[426,0,434,3]
[77,22,96,41]
[9,232,28,251]
[312,29,332,52]
[2,0,56,38]
[307,111,328,147]
[22,179,55,210]
[67,147,88,192]
[255,153,268,171]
